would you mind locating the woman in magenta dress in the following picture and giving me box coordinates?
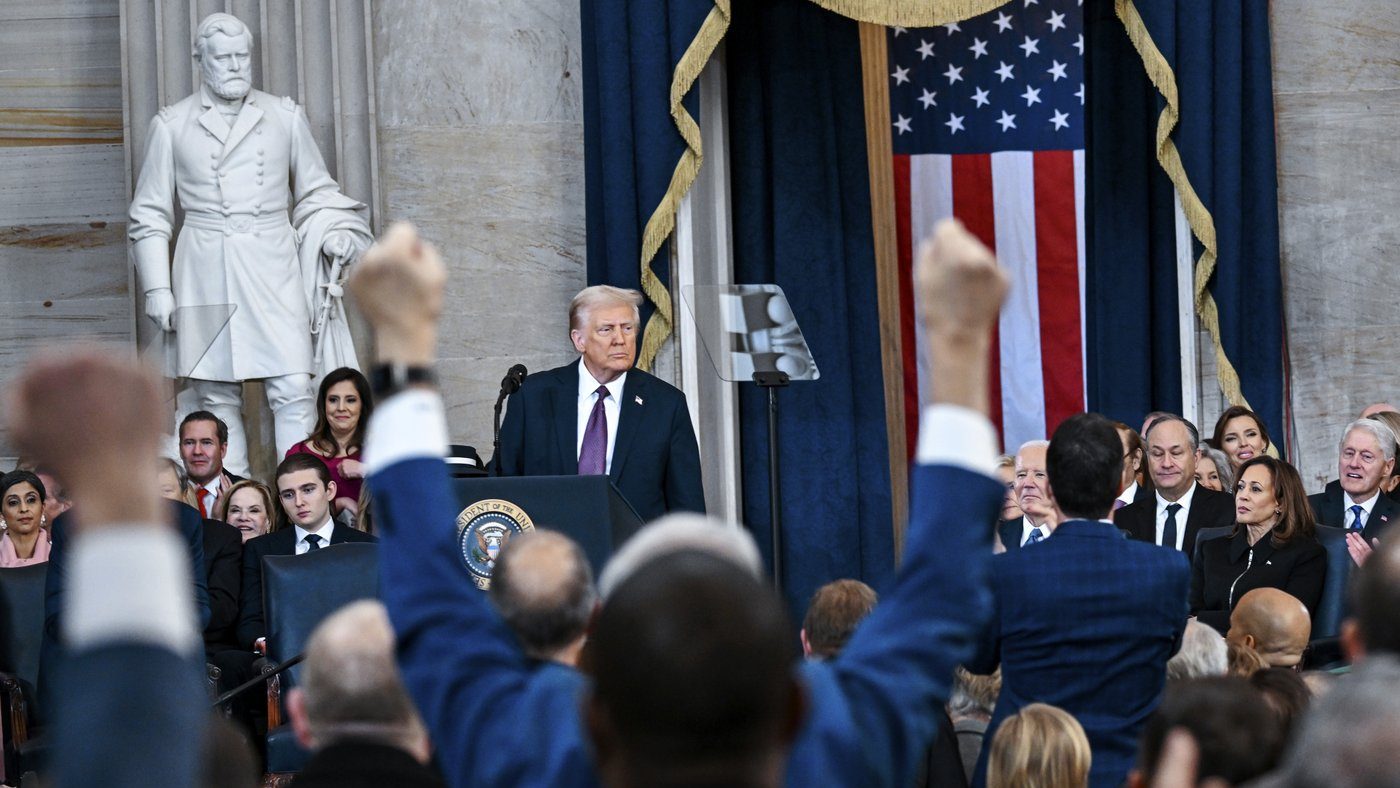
[286,367,373,518]
[0,469,51,567]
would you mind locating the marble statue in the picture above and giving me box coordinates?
[129,12,372,475]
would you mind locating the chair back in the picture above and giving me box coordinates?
[262,543,378,686]
[0,563,49,704]
[1311,525,1351,639]
[1191,525,1234,565]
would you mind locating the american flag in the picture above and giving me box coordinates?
[888,1,1086,454]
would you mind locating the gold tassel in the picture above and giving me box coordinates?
[807,0,1011,26]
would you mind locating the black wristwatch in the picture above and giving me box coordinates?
[368,363,437,399]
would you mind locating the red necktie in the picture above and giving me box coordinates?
[198,489,211,518]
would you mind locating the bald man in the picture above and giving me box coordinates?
[1225,588,1311,669]
[489,530,599,667]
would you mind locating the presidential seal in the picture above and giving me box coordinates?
[456,498,536,590]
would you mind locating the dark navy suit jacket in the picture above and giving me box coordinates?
[372,452,1001,787]
[236,523,377,649]
[495,362,705,522]
[968,520,1190,788]
[1308,481,1400,543]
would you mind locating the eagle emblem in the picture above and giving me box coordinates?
[455,498,536,590]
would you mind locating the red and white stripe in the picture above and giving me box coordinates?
[894,149,1087,455]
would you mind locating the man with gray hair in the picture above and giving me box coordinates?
[496,284,705,522]
[998,439,1055,550]
[287,600,443,787]
[490,530,598,666]
[1116,414,1235,561]
[1166,620,1228,681]
[128,12,372,475]
[1308,419,1400,546]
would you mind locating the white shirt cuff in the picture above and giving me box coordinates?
[914,404,1000,477]
[65,527,198,656]
[363,388,450,473]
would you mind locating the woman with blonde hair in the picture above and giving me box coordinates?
[217,478,277,543]
[987,702,1091,788]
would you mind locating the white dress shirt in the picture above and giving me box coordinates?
[1343,490,1380,530]
[575,359,626,473]
[1116,480,1139,509]
[1155,483,1197,551]
[294,518,336,555]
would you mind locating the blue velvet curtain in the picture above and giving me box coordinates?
[727,0,895,619]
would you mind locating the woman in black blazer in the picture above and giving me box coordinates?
[1191,456,1326,635]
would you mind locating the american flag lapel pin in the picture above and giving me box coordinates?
[635,395,644,405]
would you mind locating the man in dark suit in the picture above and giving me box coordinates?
[179,411,246,518]
[350,218,1006,787]
[968,413,1191,788]
[236,453,376,650]
[201,517,242,658]
[495,285,705,523]
[1116,414,1235,562]
[998,440,1055,551]
[1308,419,1399,544]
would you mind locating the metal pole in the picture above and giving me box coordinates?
[767,383,782,591]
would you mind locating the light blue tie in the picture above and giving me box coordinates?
[1350,504,1365,531]
[1026,527,1045,545]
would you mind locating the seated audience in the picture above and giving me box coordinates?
[236,453,376,650]
[1225,587,1311,669]
[1270,656,1400,788]
[949,668,1001,782]
[489,530,598,666]
[1113,422,1151,510]
[1194,445,1233,494]
[800,579,877,660]
[1192,456,1326,634]
[1248,667,1310,741]
[0,469,50,567]
[969,412,1189,788]
[32,465,71,526]
[1367,410,1400,497]
[985,703,1090,788]
[1341,526,1400,663]
[180,411,244,518]
[1165,620,1228,682]
[287,600,444,788]
[1140,411,1173,440]
[1211,406,1272,474]
[157,456,199,509]
[286,367,373,518]
[1308,420,1399,566]
[1129,677,1284,788]
[992,456,1019,552]
[1116,414,1235,561]
[354,219,1008,787]
[998,440,1055,550]
[218,479,276,543]
[1226,640,1270,678]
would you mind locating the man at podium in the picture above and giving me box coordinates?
[496,285,705,522]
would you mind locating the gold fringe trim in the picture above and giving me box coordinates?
[807,0,1010,26]
[635,1,732,371]
[1114,0,1252,412]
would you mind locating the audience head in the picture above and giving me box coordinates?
[1227,639,1271,678]
[218,479,276,543]
[1195,445,1233,493]
[1045,413,1123,521]
[1366,411,1400,495]
[598,513,763,599]
[274,453,337,529]
[1212,406,1272,472]
[948,667,1001,722]
[192,13,253,101]
[1141,411,1174,440]
[31,466,71,524]
[1166,620,1228,682]
[1234,456,1315,545]
[1145,415,1200,501]
[156,457,198,509]
[1114,422,1146,495]
[308,367,373,455]
[287,600,430,763]
[1130,677,1285,788]
[1014,440,1053,524]
[1226,588,1311,668]
[1359,402,1399,419]
[1273,656,1400,788]
[1249,667,1311,741]
[489,530,598,665]
[986,703,1091,788]
[995,455,1022,522]
[1337,419,1397,503]
[0,470,47,536]
[179,411,229,486]
[800,579,877,661]
[585,550,803,788]
[1344,529,1400,661]
[569,285,643,384]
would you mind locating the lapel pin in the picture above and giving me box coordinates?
[634,395,644,405]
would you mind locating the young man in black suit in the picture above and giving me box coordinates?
[1115,415,1235,563]
[236,453,376,650]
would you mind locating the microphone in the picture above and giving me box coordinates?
[500,363,528,395]
[492,363,528,475]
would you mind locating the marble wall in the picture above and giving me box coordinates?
[371,1,588,454]
[1272,3,1400,490]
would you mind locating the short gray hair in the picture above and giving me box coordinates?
[1166,620,1228,682]
[569,285,643,334]
[1198,446,1235,492]
[192,13,252,60]
[1342,419,1398,462]
[598,513,762,599]
[1273,656,1400,787]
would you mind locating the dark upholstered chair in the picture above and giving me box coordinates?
[0,563,49,782]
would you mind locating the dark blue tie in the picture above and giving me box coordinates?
[1350,504,1365,531]
[1163,503,1182,549]
[1026,527,1045,545]
[304,534,322,552]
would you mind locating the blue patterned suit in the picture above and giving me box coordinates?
[967,520,1189,788]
